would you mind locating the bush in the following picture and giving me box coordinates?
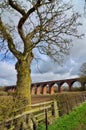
[0,91,8,96]
[0,96,13,121]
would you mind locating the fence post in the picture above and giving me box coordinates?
[45,109,48,130]
[53,99,59,118]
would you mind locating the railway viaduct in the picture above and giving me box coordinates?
[2,77,86,95]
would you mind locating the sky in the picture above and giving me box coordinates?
[0,0,86,86]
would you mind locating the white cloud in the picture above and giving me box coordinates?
[0,60,79,86]
[0,78,9,86]
[0,62,17,86]
[31,72,78,83]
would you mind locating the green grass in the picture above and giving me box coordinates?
[37,102,86,130]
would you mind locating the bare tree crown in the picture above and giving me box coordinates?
[79,62,86,77]
[0,0,83,62]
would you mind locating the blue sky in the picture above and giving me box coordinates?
[0,0,86,86]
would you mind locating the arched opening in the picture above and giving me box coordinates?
[85,83,86,90]
[42,84,47,95]
[48,83,58,94]
[36,85,42,95]
[31,86,36,95]
[71,81,81,91]
[46,84,49,94]
[52,83,58,93]
[60,82,69,92]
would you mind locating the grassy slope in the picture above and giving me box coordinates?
[37,101,86,130]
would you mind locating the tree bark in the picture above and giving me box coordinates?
[15,59,31,106]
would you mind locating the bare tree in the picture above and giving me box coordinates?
[0,0,83,105]
[79,62,86,90]
[80,62,86,76]
[84,0,86,15]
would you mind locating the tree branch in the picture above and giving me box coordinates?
[17,0,41,50]
[18,0,41,29]
[0,17,23,60]
[26,26,40,39]
[8,0,26,16]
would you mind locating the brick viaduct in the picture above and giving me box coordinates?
[2,77,86,95]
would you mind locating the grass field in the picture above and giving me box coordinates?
[37,101,86,130]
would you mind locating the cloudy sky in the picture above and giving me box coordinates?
[0,0,86,86]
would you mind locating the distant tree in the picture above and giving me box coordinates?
[84,0,86,15]
[79,62,86,90]
[79,62,86,77]
[0,0,83,105]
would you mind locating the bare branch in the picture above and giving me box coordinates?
[8,0,26,16]
[18,0,41,29]
[17,0,42,47]
[0,17,23,60]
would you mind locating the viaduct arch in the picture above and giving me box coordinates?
[3,77,86,95]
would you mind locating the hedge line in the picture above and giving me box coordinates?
[52,92,86,116]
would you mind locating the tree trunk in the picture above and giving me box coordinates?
[15,59,31,106]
